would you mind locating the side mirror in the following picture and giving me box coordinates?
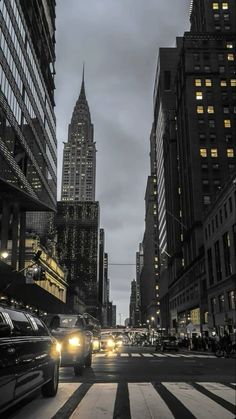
[0,323,11,337]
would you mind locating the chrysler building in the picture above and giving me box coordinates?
[61,70,96,201]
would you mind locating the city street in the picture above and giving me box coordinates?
[6,347,236,419]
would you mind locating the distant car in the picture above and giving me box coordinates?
[0,305,60,415]
[160,336,179,352]
[100,334,116,351]
[45,314,93,375]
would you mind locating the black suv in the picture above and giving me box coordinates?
[0,305,60,415]
[45,314,93,375]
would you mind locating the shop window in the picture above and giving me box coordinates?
[227,148,234,157]
[200,148,207,157]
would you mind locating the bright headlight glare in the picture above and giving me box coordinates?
[107,339,115,347]
[116,340,122,346]
[68,336,81,346]
[56,342,62,353]
[93,340,100,349]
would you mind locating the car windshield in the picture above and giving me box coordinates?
[59,316,84,328]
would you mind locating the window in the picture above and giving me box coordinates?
[195,79,201,86]
[211,148,218,157]
[224,119,231,128]
[219,66,225,73]
[227,149,234,157]
[199,133,206,141]
[4,309,33,336]
[223,14,230,21]
[212,3,219,9]
[223,232,231,277]
[214,13,220,20]
[209,120,215,128]
[204,196,211,205]
[208,106,214,114]
[228,291,235,310]
[219,295,225,312]
[205,79,212,87]
[207,248,214,286]
[214,241,222,282]
[222,2,228,9]
[227,54,234,61]
[218,53,224,61]
[204,65,210,71]
[221,79,227,87]
[200,148,207,157]
[223,107,229,114]
[226,43,233,49]
[197,106,204,114]
[164,71,171,90]
[230,79,236,87]
[226,134,232,142]
[211,297,216,313]
[196,92,203,100]
[210,134,216,141]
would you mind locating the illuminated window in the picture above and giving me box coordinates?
[207,106,214,114]
[196,92,203,100]
[197,106,204,114]
[226,43,233,49]
[212,2,219,9]
[227,149,234,157]
[195,79,201,86]
[221,79,227,87]
[224,119,231,128]
[211,148,218,157]
[205,79,212,87]
[228,54,234,61]
[200,148,207,157]
[222,2,228,9]
[231,79,236,87]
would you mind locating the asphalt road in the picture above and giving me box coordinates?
[6,346,236,419]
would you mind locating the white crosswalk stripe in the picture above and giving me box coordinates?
[9,382,235,419]
[94,351,217,359]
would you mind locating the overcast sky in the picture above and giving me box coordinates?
[55,0,191,323]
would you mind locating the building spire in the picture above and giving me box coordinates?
[79,62,86,101]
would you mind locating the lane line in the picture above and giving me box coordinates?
[120,353,129,357]
[129,383,174,419]
[131,353,141,357]
[141,353,153,357]
[69,383,117,418]
[163,382,235,419]
[153,353,167,357]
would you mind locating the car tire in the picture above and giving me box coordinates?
[74,364,83,376]
[42,362,59,397]
[85,350,92,367]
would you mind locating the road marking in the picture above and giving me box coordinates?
[107,352,117,357]
[165,354,179,357]
[193,355,215,358]
[197,382,236,405]
[70,383,117,418]
[178,354,192,357]
[153,353,167,357]
[128,383,174,419]
[120,353,129,357]
[131,353,141,357]
[9,383,81,419]
[141,353,153,357]
[163,382,234,419]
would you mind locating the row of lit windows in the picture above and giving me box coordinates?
[199,133,233,143]
[193,65,235,73]
[212,2,229,10]
[195,78,236,87]
[200,148,234,158]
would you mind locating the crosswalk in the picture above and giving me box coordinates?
[9,382,235,419]
[94,352,216,359]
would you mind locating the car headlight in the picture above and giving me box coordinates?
[68,336,81,346]
[107,339,115,348]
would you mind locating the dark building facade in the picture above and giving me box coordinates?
[56,201,100,318]
[204,176,236,336]
[140,126,159,326]
[0,0,57,308]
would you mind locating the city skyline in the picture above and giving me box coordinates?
[55,0,190,321]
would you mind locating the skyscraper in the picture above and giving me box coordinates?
[61,69,96,202]
[0,0,56,267]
